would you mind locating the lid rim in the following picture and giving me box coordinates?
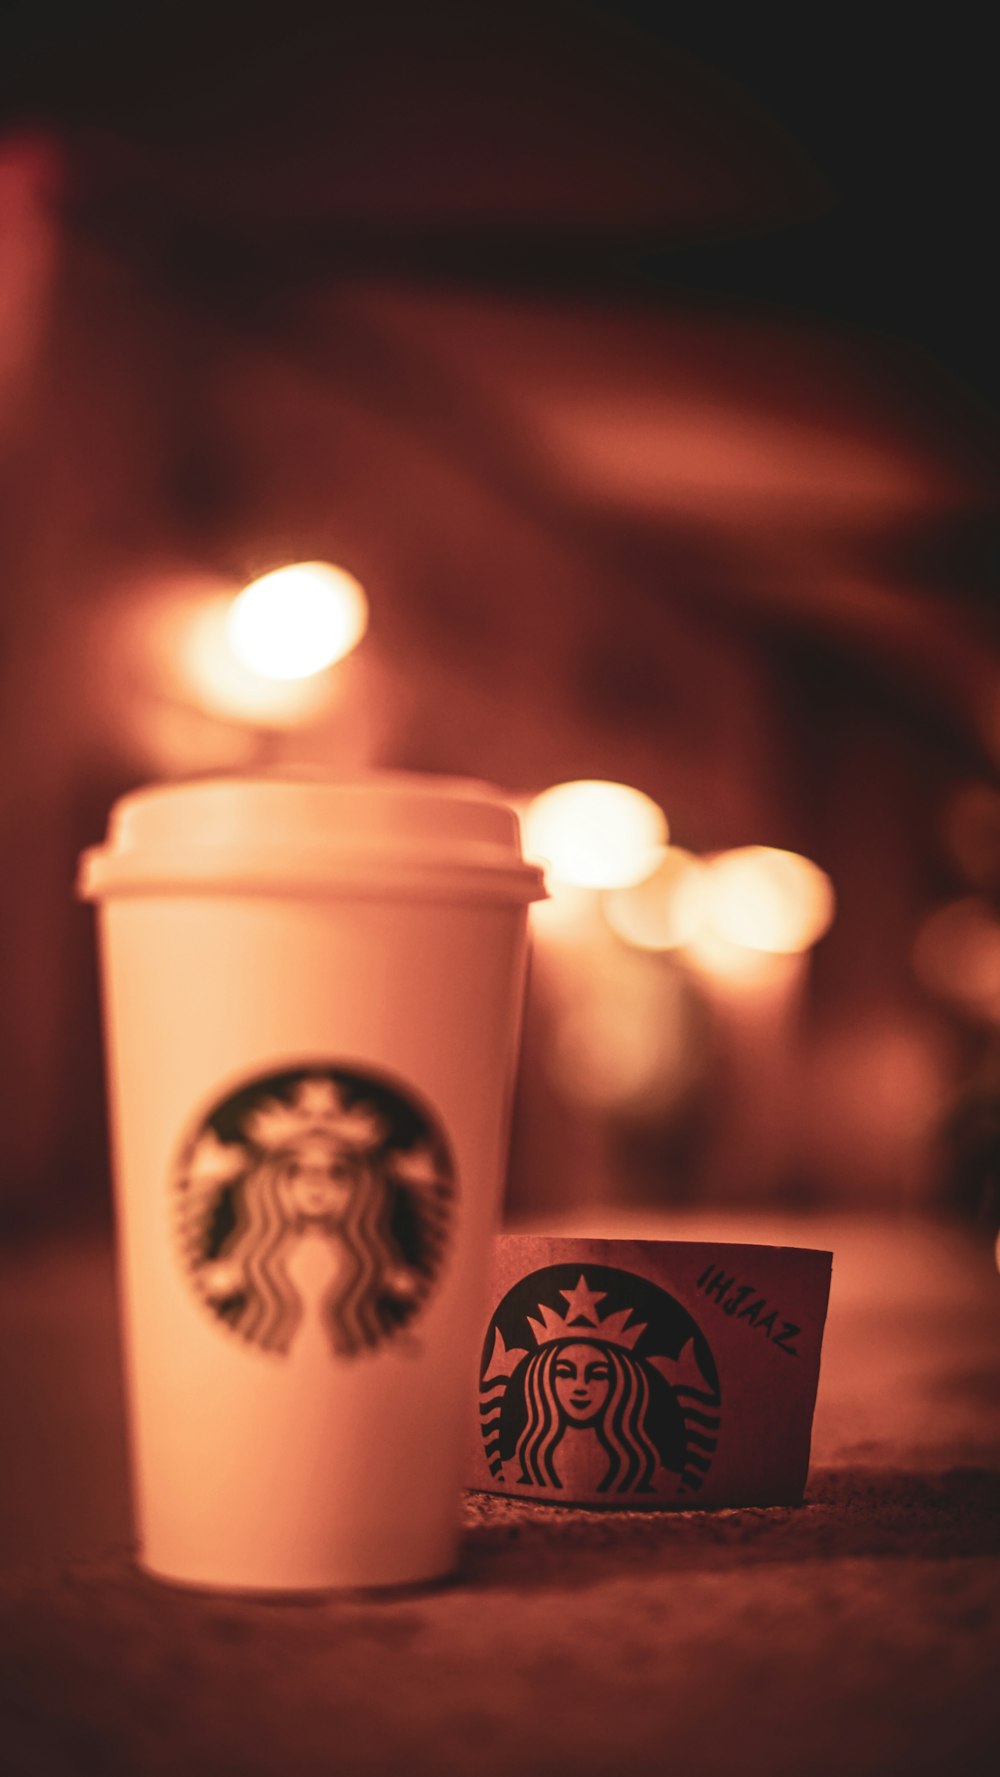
[79,771,545,903]
[78,852,547,906]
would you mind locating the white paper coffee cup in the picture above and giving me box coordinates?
[79,772,545,1592]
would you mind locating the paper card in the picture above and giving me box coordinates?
[468,1235,832,1509]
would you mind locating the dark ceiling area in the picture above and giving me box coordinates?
[2,3,997,409]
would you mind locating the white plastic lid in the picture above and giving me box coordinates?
[78,772,547,905]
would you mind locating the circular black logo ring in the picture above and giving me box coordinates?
[480,1263,720,1500]
[175,1063,455,1358]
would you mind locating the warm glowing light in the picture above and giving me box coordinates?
[528,880,604,947]
[683,927,798,989]
[702,847,835,954]
[523,780,667,889]
[604,847,707,950]
[226,562,368,681]
[913,898,1000,1018]
[182,596,334,727]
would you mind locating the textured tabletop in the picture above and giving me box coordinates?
[1,1214,998,1777]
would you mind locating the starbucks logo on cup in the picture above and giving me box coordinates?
[175,1065,455,1358]
[480,1265,721,1502]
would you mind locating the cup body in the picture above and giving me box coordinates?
[82,775,542,1591]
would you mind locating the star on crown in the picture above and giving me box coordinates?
[244,1077,387,1154]
[526,1273,647,1351]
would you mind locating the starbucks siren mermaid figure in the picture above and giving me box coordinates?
[482,1273,713,1497]
[178,1072,452,1358]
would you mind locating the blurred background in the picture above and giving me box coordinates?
[2,0,999,1239]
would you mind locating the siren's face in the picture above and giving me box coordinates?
[283,1139,356,1221]
[553,1343,612,1425]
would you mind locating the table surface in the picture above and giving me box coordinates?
[1,1211,998,1777]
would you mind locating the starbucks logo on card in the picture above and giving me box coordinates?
[175,1065,455,1358]
[480,1265,721,1501]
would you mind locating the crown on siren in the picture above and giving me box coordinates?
[245,1077,387,1154]
[527,1274,647,1351]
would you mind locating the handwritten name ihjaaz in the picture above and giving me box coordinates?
[695,1265,800,1356]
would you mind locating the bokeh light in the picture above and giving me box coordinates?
[523,780,667,889]
[226,562,368,681]
[604,847,707,950]
[913,897,1000,1019]
[181,596,335,727]
[683,927,799,987]
[701,846,835,954]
